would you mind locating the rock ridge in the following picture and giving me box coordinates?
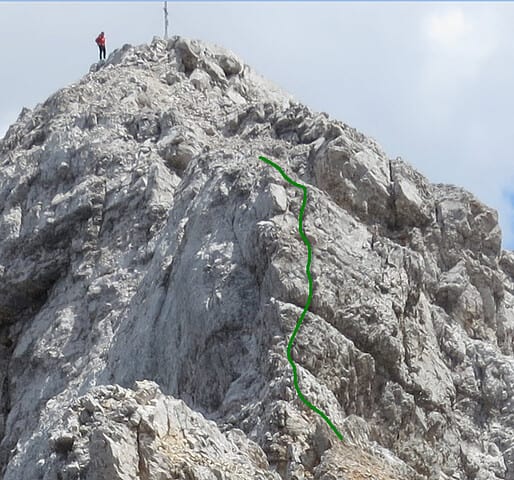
[0,36,513,480]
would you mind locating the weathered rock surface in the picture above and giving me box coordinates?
[34,380,280,480]
[0,36,513,480]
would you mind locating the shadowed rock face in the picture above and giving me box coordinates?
[0,36,513,480]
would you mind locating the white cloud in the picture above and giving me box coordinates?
[426,9,472,49]
[414,7,501,132]
[421,7,499,90]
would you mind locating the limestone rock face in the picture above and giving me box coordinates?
[35,381,280,480]
[0,36,513,480]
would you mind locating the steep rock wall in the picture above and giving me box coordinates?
[0,37,512,480]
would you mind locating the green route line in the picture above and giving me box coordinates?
[258,156,345,442]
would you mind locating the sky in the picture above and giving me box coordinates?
[1,1,514,248]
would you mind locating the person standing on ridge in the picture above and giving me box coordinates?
[95,32,106,61]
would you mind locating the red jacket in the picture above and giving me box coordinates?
[96,34,105,47]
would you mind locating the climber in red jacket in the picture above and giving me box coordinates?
[95,32,106,61]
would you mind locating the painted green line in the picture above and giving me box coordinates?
[259,156,344,442]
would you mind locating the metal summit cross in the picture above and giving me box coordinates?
[163,1,169,39]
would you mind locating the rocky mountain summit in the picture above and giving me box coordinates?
[0,36,513,480]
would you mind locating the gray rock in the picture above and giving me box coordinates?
[313,133,391,223]
[390,157,434,227]
[175,38,202,74]
[190,68,212,91]
[0,35,513,480]
[216,53,243,76]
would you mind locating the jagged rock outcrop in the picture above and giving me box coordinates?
[0,36,513,480]
[40,381,280,480]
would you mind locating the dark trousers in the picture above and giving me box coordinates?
[98,45,106,60]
